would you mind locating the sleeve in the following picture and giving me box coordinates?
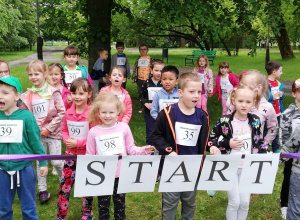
[263,107,278,145]
[86,129,97,155]
[268,84,274,102]
[93,59,102,70]
[120,94,132,124]
[111,54,116,68]
[280,109,292,146]
[61,115,70,145]
[124,124,147,155]
[77,122,95,149]
[150,92,160,120]
[232,74,239,88]
[45,92,65,133]
[212,76,219,96]
[140,81,149,105]
[132,58,139,81]
[20,92,30,110]
[125,54,131,79]
[280,84,285,100]
[87,74,94,88]
[61,88,72,110]
[209,119,230,150]
[281,126,300,154]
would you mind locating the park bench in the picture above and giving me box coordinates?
[45,42,53,46]
[185,50,216,66]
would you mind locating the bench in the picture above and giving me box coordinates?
[45,42,53,46]
[185,50,216,66]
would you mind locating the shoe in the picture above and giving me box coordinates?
[81,211,93,220]
[274,149,280,153]
[207,190,217,197]
[52,168,58,176]
[39,191,50,204]
[138,108,144,113]
[280,207,287,219]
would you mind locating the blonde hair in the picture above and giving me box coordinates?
[109,66,126,78]
[239,69,269,100]
[26,60,52,85]
[178,72,201,90]
[195,55,209,70]
[230,85,260,109]
[89,92,125,125]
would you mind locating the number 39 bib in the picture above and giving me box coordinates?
[67,120,89,139]
[175,122,201,146]
[0,120,23,143]
[95,132,124,155]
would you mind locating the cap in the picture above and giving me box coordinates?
[292,79,300,93]
[0,75,22,93]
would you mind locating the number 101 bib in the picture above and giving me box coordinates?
[32,99,49,118]
[175,122,201,146]
[95,132,124,155]
[0,120,23,143]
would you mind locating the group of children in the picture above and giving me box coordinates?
[0,42,298,220]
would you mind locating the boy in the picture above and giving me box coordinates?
[111,42,131,89]
[151,72,220,219]
[140,59,165,145]
[91,48,109,93]
[0,76,48,219]
[132,43,154,113]
[266,60,284,153]
[280,79,300,219]
[150,66,180,120]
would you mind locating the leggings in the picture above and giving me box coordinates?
[196,94,208,111]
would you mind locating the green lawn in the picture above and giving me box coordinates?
[0,48,37,62]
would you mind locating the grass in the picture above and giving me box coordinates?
[0,47,37,62]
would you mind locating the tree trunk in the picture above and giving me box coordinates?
[220,38,231,56]
[203,40,210,50]
[180,38,185,48]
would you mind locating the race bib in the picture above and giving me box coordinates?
[67,120,89,139]
[271,86,280,100]
[147,87,162,101]
[0,120,23,143]
[175,122,201,146]
[292,118,300,133]
[221,81,233,100]
[65,70,82,84]
[117,57,126,66]
[230,134,252,155]
[95,132,124,155]
[197,73,205,83]
[159,99,179,112]
[32,99,49,118]
[138,59,149,67]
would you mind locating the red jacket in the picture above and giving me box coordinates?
[212,73,239,101]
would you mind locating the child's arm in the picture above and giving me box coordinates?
[280,109,292,146]
[132,58,139,83]
[86,130,97,155]
[150,93,159,120]
[120,94,132,123]
[140,81,150,109]
[61,116,70,145]
[281,126,300,154]
[263,107,278,145]
[209,119,231,151]
[87,74,94,88]
[232,74,239,88]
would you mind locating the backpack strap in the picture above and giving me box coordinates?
[163,105,178,154]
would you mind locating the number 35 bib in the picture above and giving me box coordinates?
[67,120,89,139]
[175,122,201,146]
[95,132,124,155]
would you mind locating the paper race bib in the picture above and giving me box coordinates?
[221,80,233,100]
[138,59,149,67]
[147,87,162,101]
[175,122,201,146]
[230,134,252,155]
[271,86,280,100]
[159,99,179,112]
[95,132,124,155]
[0,120,23,143]
[117,57,126,66]
[197,73,205,83]
[67,120,89,139]
[32,99,49,118]
[65,70,82,84]
[292,118,300,133]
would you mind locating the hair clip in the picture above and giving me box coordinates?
[253,88,258,92]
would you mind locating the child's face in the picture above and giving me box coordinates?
[292,89,300,105]
[151,64,165,81]
[64,54,79,67]
[109,69,125,87]
[198,58,206,68]
[27,69,46,88]
[232,89,255,118]
[272,66,283,80]
[99,102,119,127]
[49,66,62,86]
[71,86,91,108]
[139,46,148,56]
[0,63,9,78]
[220,66,228,75]
[100,51,109,60]
[178,81,202,109]
[0,84,19,115]
[161,71,178,93]
[117,47,124,54]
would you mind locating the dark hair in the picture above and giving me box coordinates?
[139,43,148,50]
[63,45,79,56]
[70,78,93,104]
[116,42,125,48]
[151,59,165,69]
[218,61,233,75]
[292,79,300,93]
[266,61,282,75]
[48,63,67,87]
[161,66,179,79]
[97,48,108,55]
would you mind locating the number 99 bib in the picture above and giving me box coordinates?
[67,120,89,140]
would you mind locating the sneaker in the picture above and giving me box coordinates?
[280,207,287,219]
[138,108,144,113]
[81,211,93,220]
[39,191,50,204]
[274,149,281,153]
[52,168,58,176]
[207,190,217,197]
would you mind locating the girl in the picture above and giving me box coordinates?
[211,62,239,115]
[56,78,94,220]
[49,63,72,110]
[20,60,65,204]
[192,55,213,111]
[86,92,154,220]
[99,66,132,123]
[62,45,93,88]
[209,85,267,220]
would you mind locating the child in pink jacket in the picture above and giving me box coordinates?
[99,66,132,123]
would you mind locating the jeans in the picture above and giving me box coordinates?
[271,116,280,152]
[287,171,300,220]
[0,165,38,220]
[145,113,155,145]
[281,159,293,207]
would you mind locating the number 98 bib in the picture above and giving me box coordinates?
[95,132,124,155]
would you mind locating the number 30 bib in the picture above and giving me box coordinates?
[175,122,201,146]
[95,132,124,155]
[67,120,89,139]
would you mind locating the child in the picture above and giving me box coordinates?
[279,79,300,219]
[266,61,284,153]
[91,48,109,93]
[192,55,213,111]
[0,59,10,77]
[0,76,48,220]
[111,42,131,89]
[140,59,164,145]
[86,92,155,220]
[20,60,65,204]
[49,63,72,110]
[99,66,132,124]
[62,45,93,89]
[56,78,94,220]
[150,66,180,120]
[132,43,154,113]
[210,85,266,220]
[210,61,239,115]
[151,72,220,219]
